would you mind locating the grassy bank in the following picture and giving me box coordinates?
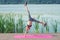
[0,13,60,33]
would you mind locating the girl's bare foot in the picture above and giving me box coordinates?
[44,23,47,27]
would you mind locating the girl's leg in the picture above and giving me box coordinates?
[30,18,41,23]
[29,18,47,26]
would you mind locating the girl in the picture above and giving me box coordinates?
[25,1,47,33]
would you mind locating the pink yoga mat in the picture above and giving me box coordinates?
[14,34,53,38]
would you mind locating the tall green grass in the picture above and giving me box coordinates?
[17,14,23,33]
[0,15,5,33]
[51,20,57,33]
[4,14,15,33]
[34,15,40,33]
[0,13,59,33]
[0,13,24,33]
[41,17,49,33]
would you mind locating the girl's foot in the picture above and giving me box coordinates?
[44,23,47,27]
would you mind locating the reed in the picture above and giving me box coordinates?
[0,13,24,33]
[41,17,49,33]
[17,14,24,33]
[34,15,40,33]
[50,19,58,33]
[0,14,5,33]
[0,13,59,33]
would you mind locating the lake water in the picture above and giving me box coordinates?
[0,4,60,15]
[0,4,60,33]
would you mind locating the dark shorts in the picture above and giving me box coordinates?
[29,17,40,23]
